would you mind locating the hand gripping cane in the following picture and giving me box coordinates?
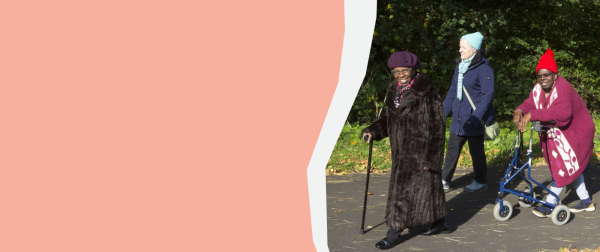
[359,135,373,234]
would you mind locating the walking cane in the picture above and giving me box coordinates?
[359,135,373,234]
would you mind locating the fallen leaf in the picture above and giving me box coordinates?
[367,192,373,195]
[334,210,344,213]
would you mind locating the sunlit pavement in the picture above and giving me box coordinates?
[327,164,600,251]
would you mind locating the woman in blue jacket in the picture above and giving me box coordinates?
[441,32,495,192]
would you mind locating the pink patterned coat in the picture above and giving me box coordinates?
[516,76,595,187]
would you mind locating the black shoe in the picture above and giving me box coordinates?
[375,238,398,250]
[421,222,451,236]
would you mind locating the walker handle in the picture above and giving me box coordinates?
[533,120,556,132]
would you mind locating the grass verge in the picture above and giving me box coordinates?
[327,116,600,175]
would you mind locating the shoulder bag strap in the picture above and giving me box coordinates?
[463,88,489,126]
[463,87,476,110]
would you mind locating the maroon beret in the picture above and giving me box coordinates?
[387,50,420,70]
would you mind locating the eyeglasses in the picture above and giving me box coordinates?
[392,69,412,76]
[536,73,553,79]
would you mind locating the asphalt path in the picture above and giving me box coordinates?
[326,163,600,251]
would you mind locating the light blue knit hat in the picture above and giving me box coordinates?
[461,32,484,50]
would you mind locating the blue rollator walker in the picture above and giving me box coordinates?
[493,120,571,226]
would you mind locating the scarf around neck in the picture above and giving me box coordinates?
[394,73,419,108]
[530,81,580,180]
[457,52,476,101]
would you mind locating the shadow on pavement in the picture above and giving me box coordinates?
[443,163,600,231]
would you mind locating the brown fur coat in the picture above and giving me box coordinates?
[362,73,447,230]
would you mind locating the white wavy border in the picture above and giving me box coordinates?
[306,1,376,251]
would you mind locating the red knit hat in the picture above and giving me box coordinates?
[536,49,558,74]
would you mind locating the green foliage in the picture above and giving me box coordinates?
[594,113,600,152]
[326,123,392,174]
[348,0,600,124]
[328,117,600,173]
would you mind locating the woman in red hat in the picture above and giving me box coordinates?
[513,49,596,217]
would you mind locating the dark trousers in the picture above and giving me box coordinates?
[385,228,402,242]
[385,218,446,242]
[442,133,487,184]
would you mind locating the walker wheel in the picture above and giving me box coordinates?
[551,205,570,226]
[518,188,537,208]
[493,200,513,221]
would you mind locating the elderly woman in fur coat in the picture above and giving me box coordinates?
[361,51,449,250]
